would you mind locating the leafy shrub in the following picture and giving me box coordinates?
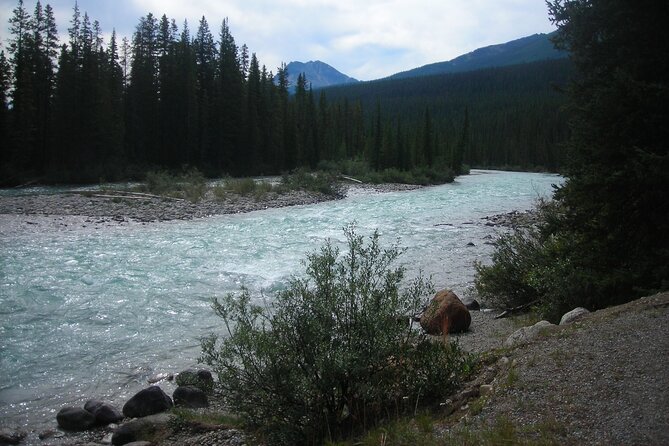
[200,226,473,445]
[279,169,344,196]
[144,167,207,202]
[474,199,626,321]
[225,177,262,195]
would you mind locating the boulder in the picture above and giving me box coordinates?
[173,385,208,408]
[560,307,590,325]
[122,386,173,419]
[111,413,172,446]
[504,320,555,348]
[0,428,27,445]
[84,399,124,425]
[420,289,471,334]
[175,368,214,393]
[462,297,481,311]
[56,406,96,431]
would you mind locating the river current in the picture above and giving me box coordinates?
[0,170,560,429]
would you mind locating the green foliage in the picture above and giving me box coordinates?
[143,168,207,202]
[221,177,275,197]
[475,200,602,321]
[477,0,669,320]
[279,169,344,196]
[170,407,241,429]
[200,226,473,445]
[317,160,455,186]
[546,0,669,298]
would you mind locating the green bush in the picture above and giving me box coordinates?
[143,167,207,202]
[200,226,473,445]
[474,199,624,321]
[279,169,344,196]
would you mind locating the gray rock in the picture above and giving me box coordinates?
[56,406,96,431]
[504,320,555,348]
[0,428,27,445]
[560,307,591,325]
[462,297,481,311]
[124,442,153,446]
[85,399,124,425]
[175,368,214,393]
[122,386,173,418]
[38,429,65,440]
[173,385,209,408]
[111,413,173,445]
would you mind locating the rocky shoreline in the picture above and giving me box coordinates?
[0,183,422,224]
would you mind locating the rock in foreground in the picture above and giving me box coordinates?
[504,320,555,347]
[123,386,173,418]
[560,307,591,325]
[112,413,173,445]
[173,385,208,408]
[420,289,472,334]
[56,406,96,431]
[175,368,214,393]
[84,399,124,425]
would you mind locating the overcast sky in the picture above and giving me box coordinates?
[0,0,556,80]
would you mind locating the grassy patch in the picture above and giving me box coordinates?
[449,415,563,446]
[169,407,242,431]
[142,168,207,202]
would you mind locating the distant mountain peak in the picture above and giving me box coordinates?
[279,60,358,90]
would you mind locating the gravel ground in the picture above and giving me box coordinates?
[443,292,669,445]
[0,182,422,224]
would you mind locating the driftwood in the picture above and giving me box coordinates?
[494,299,539,319]
[91,194,147,200]
[73,190,186,202]
[340,175,363,184]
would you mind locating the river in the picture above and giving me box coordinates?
[0,170,560,430]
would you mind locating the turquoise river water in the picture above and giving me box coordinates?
[0,170,561,430]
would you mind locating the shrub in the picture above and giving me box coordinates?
[279,169,344,197]
[200,226,473,445]
[143,167,207,202]
[224,177,261,195]
[474,199,626,321]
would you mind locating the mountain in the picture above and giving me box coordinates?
[281,60,358,90]
[388,32,566,80]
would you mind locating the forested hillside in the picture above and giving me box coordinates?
[0,0,569,186]
[325,59,572,170]
[388,32,566,79]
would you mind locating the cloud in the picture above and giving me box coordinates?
[0,0,555,80]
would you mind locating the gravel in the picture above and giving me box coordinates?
[445,292,669,445]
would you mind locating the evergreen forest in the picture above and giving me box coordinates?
[0,0,570,186]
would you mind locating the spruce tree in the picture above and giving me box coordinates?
[546,0,669,300]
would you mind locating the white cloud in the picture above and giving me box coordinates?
[0,0,555,80]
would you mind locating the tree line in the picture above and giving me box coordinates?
[0,0,567,186]
[323,58,572,171]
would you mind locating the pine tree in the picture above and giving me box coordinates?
[546,0,669,299]
[127,13,159,163]
[7,0,35,173]
[194,16,217,166]
[452,107,468,174]
[0,51,11,177]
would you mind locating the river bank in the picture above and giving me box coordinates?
[0,182,421,224]
[8,292,664,445]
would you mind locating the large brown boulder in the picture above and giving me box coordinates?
[420,289,471,334]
